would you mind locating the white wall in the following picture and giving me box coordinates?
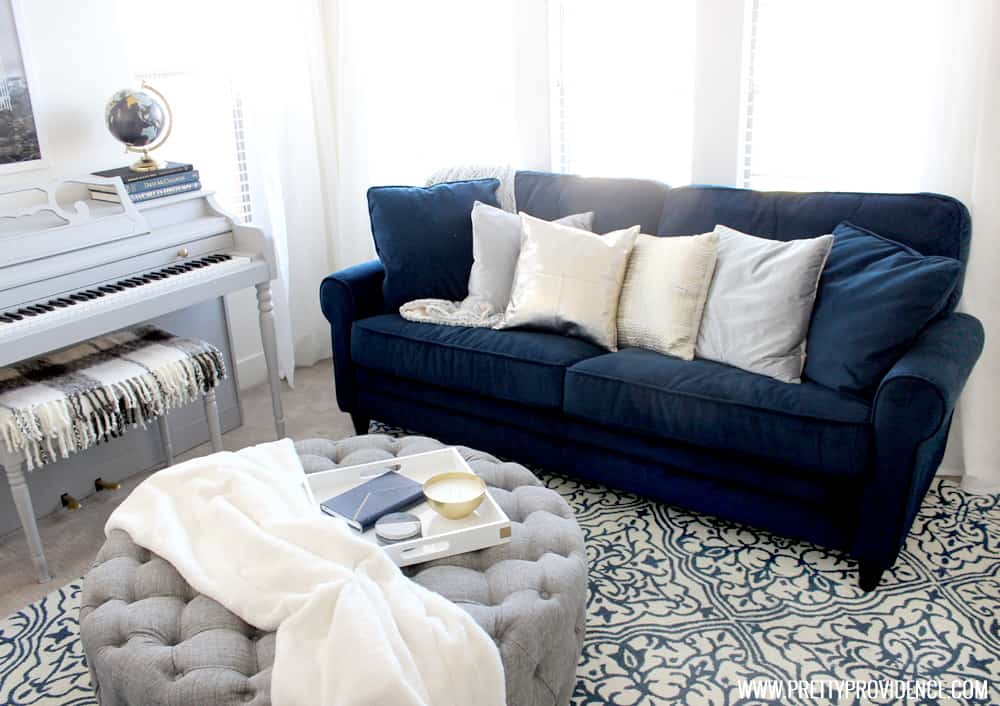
[2,0,264,388]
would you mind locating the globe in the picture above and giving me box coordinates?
[105,88,165,148]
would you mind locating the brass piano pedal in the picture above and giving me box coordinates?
[94,477,121,492]
[60,493,81,511]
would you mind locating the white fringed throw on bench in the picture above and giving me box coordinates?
[0,325,225,468]
[106,439,506,706]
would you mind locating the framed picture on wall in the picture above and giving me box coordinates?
[0,0,46,174]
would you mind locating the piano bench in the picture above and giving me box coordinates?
[0,325,227,584]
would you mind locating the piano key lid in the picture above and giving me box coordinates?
[0,176,150,269]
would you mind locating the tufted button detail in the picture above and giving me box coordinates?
[539,591,550,600]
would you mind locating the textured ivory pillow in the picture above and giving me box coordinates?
[468,202,594,311]
[498,213,639,350]
[617,232,720,360]
[695,225,833,383]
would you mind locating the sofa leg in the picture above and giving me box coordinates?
[350,412,371,436]
[858,561,885,592]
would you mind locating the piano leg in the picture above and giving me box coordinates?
[1,452,52,584]
[256,282,286,439]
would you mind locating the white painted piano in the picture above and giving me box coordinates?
[0,176,286,581]
[0,176,284,433]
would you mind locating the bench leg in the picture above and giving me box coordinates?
[204,389,224,453]
[158,415,175,467]
[2,455,51,583]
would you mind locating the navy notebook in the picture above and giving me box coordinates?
[320,470,423,531]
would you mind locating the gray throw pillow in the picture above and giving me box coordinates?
[695,225,833,383]
[468,201,594,311]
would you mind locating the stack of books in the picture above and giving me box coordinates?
[90,162,200,204]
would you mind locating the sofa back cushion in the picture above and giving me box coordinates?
[655,186,970,310]
[514,174,969,310]
[515,171,669,234]
[368,179,500,310]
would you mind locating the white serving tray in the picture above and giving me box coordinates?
[302,447,511,567]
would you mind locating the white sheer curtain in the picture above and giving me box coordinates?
[229,0,338,382]
[866,0,1000,494]
[323,0,524,269]
[930,1,1000,494]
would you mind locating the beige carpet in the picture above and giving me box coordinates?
[0,359,353,617]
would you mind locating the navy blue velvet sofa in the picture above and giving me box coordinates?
[320,171,984,590]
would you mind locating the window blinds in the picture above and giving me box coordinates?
[550,0,696,185]
[740,0,954,192]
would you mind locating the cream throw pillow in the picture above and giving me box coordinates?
[617,232,720,360]
[498,213,639,350]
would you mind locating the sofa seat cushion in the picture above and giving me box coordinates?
[352,314,604,409]
[564,348,872,477]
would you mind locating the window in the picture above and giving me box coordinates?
[339,0,521,186]
[126,3,251,221]
[740,0,954,192]
[550,0,696,185]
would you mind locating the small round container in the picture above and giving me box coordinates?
[423,472,487,520]
[374,512,422,544]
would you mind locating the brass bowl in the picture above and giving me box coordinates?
[423,472,487,520]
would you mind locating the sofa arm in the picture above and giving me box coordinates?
[874,312,985,438]
[853,312,985,585]
[319,260,386,413]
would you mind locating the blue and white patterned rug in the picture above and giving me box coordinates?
[0,581,91,705]
[1,431,998,705]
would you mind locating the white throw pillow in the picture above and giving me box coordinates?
[617,232,720,360]
[695,225,833,383]
[468,202,594,311]
[498,213,639,350]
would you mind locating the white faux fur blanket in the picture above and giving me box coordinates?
[106,439,505,706]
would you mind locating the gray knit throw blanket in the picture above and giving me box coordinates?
[0,326,226,468]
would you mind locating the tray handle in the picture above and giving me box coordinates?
[399,540,451,563]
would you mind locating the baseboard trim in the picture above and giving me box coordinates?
[237,351,267,390]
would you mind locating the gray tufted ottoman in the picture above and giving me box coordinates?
[80,435,588,706]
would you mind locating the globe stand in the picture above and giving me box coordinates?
[130,149,163,173]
